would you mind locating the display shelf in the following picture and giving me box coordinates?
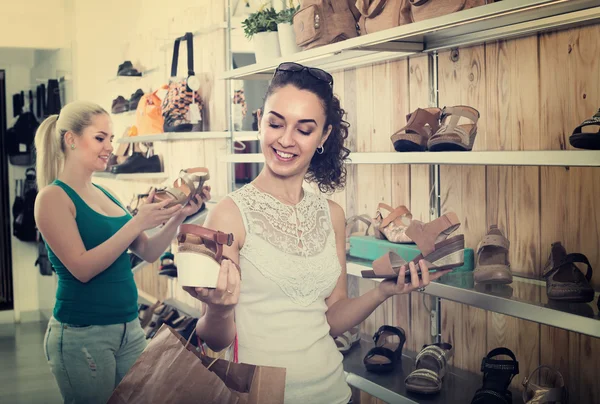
[111,110,136,117]
[93,172,169,181]
[346,258,600,338]
[107,67,159,82]
[232,131,259,142]
[343,336,523,404]
[138,289,159,306]
[220,150,600,167]
[163,298,203,319]
[117,131,230,143]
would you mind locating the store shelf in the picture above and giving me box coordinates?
[111,110,136,117]
[117,131,230,143]
[232,131,259,142]
[346,258,600,338]
[93,172,169,181]
[107,67,159,82]
[163,298,203,319]
[221,0,600,80]
[221,150,600,167]
[343,336,523,404]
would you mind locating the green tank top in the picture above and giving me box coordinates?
[46,179,138,325]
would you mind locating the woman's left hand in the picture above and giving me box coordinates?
[179,185,212,218]
[377,260,452,299]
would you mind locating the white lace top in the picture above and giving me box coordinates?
[229,184,351,404]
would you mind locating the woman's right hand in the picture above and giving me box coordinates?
[183,259,240,312]
[131,188,183,232]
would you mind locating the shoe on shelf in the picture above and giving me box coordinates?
[428,105,479,151]
[111,96,129,114]
[391,107,441,152]
[110,152,163,174]
[522,365,568,403]
[363,325,406,373]
[471,348,519,404]
[335,327,361,355]
[117,61,142,77]
[570,108,600,150]
[474,225,513,285]
[543,242,594,303]
[158,251,177,277]
[129,89,144,110]
[405,342,454,394]
[372,203,413,243]
[345,214,374,253]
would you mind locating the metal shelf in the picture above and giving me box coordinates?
[346,259,600,338]
[343,335,523,404]
[220,151,600,167]
[117,131,230,143]
[221,0,600,80]
[108,67,159,82]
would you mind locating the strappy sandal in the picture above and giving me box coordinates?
[158,251,177,277]
[471,347,520,404]
[335,327,361,355]
[154,167,210,209]
[345,215,374,253]
[570,108,600,150]
[176,224,237,288]
[361,212,464,280]
[372,203,413,243]
[474,225,513,285]
[522,366,568,403]
[405,342,454,394]
[543,242,594,303]
[428,105,480,151]
[391,107,441,152]
[363,325,406,373]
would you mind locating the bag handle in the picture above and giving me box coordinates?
[356,0,388,17]
[409,0,430,6]
[170,32,195,78]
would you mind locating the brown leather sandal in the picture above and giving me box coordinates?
[154,167,210,208]
[362,212,464,280]
[345,214,374,253]
[543,242,594,303]
[522,366,568,403]
[405,342,454,394]
[372,203,413,243]
[474,225,513,285]
[391,107,441,152]
[428,105,480,151]
[176,224,237,288]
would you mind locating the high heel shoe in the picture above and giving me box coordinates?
[372,203,413,243]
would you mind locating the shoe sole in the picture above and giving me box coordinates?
[177,251,220,288]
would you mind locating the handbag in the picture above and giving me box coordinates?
[409,0,492,23]
[356,0,412,35]
[162,32,203,133]
[293,0,361,50]
[135,88,165,136]
[107,325,286,404]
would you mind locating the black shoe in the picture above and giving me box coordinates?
[158,252,177,278]
[110,152,163,174]
[117,61,142,77]
[129,89,144,110]
[111,96,129,114]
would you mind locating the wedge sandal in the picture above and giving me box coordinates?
[345,214,374,253]
[474,225,513,285]
[471,347,520,404]
[372,203,413,243]
[570,108,600,150]
[522,365,568,403]
[405,342,454,395]
[428,105,480,151]
[362,212,464,280]
[154,167,210,209]
[391,107,441,152]
[176,224,237,288]
[543,242,594,303]
[363,325,406,373]
[335,327,361,355]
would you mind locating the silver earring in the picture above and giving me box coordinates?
[317,146,324,154]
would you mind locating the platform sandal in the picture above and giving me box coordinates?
[405,342,454,394]
[361,212,464,280]
[471,347,519,404]
[345,215,374,253]
[474,225,513,285]
[176,224,237,288]
[428,105,480,151]
[391,107,441,152]
[543,242,594,303]
[154,167,210,209]
[335,327,361,355]
[372,203,413,243]
[570,108,600,150]
[522,365,568,403]
[363,325,406,373]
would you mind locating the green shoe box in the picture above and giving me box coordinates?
[348,235,474,273]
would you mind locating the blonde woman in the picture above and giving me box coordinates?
[34,101,208,404]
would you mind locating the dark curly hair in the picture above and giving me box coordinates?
[263,68,350,194]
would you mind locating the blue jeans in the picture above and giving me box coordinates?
[43,316,147,404]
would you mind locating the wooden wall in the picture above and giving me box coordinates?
[327,24,600,404]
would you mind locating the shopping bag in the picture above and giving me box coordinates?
[107,324,286,404]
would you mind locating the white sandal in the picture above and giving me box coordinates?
[335,327,361,354]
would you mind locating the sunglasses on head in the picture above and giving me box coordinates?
[273,62,334,86]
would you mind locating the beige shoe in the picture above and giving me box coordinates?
[474,225,513,285]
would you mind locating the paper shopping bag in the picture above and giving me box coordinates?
[107,324,286,404]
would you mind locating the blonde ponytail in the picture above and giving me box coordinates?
[34,101,108,189]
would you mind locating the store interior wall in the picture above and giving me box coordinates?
[0,0,67,49]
